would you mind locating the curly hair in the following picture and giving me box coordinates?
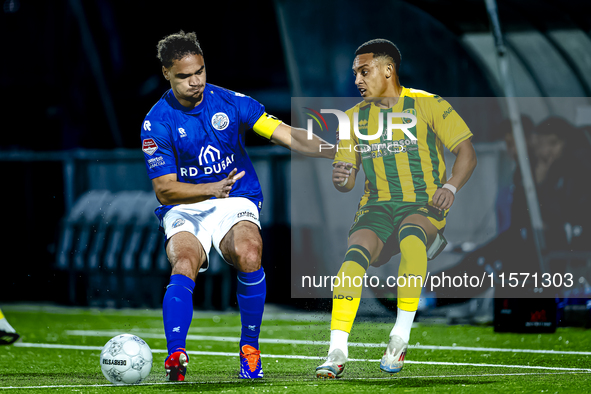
[157,30,203,68]
[355,38,401,75]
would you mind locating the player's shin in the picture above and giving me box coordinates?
[236,267,266,350]
[330,245,370,358]
[236,267,266,379]
[163,274,195,355]
[392,224,428,342]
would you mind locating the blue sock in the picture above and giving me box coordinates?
[163,274,195,355]
[236,267,266,350]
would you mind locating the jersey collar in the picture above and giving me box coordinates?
[165,85,209,114]
[399,86,408,99]
[370,86,408,110]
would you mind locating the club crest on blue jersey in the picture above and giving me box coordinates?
[211,112,230,130]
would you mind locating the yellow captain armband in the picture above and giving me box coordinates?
[252,113,282,139]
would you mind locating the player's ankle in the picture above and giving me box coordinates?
[168,348,188,361]
[328,329,349,358]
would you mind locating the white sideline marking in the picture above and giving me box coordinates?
[0,371,589,390]
[126,325,322,333]
[65,330,591,356]
[190,325,323,332]
[14,343,104,351]
[11,342,591,373]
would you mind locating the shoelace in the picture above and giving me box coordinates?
[242,348,261,372]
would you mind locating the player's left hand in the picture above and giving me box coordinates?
[432,187,455,211]
[229,168,245,181]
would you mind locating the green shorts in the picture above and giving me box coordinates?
[349,200,447,265]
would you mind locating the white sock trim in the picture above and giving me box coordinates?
[0,317,16,333]
[390,308,416,343]
[328,329,349,358]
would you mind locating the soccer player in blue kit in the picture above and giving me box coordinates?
[141,31,333,381]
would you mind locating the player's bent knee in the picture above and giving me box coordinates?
[232,235,263,272]
[401,214,438,246]
[233,241,262,273]
[398,223,428,247]
[348,229,383,264]
[170,255,203,279]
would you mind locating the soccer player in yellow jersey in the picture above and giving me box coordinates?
[316,39,477,378]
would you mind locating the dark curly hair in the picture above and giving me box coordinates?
[157,30,203,68]
[355,38,401,75]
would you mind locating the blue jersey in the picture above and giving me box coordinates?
[141,84,266,222]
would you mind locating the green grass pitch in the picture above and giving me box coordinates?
[1,305,590,393]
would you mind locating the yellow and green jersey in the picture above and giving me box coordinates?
[333,87,472,207]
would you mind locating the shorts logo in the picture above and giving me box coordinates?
[172,218,185,228]
[142,138,158,155]
[211,112,230,130]
[354,209,369,223]
[237,211,257,220]
[179,128,187,138]
[402,109,417,124]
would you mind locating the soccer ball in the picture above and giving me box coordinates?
[100,334,153,385]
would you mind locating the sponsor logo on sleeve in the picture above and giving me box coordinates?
[143,120,151,131]
[142,138,158,155]
[211,112,230,130]
[147,156,165,169]
[443,107,454,119]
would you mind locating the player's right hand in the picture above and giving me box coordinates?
[333,162,352,186]
[211,168,245,198]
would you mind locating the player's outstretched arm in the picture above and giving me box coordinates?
[152,169,245,205]
[332,162,357,192]
[432,139,477,211]
[269,123,335,159]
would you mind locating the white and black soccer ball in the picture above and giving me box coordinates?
[100,334,153,385]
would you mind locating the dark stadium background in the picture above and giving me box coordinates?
[1,0,590,312]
